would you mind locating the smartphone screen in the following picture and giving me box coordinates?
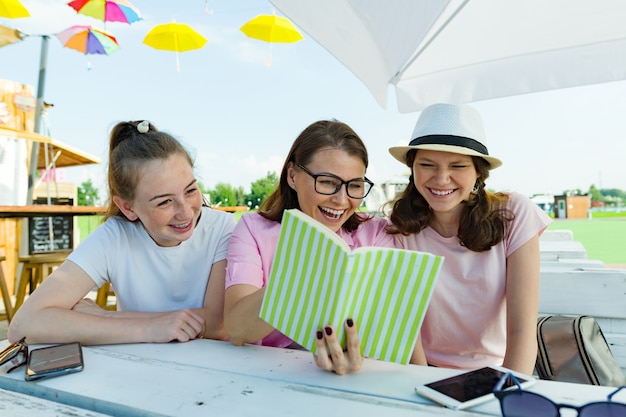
[415,366,535,410]
[25,342,84,381]
[425,367,522,402]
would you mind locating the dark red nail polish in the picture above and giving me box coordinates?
[325,326,332,336]
[316,330,323,340]
[346,318,354,328]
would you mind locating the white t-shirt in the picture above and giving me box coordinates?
[68,207,235,312]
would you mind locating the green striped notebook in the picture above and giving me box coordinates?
[259,209,443,364]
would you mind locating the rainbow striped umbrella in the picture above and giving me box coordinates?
[56,25,119,55]
[67,0,141,24]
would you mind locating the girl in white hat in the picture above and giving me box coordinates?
[388,103,551,374]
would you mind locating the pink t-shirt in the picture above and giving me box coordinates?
[226,211,395,348]
[395,192,551,369]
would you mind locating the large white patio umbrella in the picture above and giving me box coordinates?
[269,0,626,112]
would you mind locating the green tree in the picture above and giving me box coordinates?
[245,172,278,209]
[208,183,244,206]
[77,179,99,206]
[588,184,604,202]
[601,188,626,200]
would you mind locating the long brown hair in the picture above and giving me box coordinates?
[105,120,194,221]
[259,120,370,232]
[387,150,513,251]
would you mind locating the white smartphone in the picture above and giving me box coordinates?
[414,365,535,410]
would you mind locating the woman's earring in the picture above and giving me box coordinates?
[471,180,481,195]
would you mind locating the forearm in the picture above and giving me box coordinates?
[224,288,275,345]
[9,307,151,345]
[502,326,537,374]
[410,334,428,366]
[189,306,227,341]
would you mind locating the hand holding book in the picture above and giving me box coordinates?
[260,209,443,364]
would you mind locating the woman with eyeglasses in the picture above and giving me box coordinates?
[224,119,393,375]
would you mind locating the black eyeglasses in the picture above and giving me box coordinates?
[0,337,28,373]
[296,164,374,199]
[493,372,626,417]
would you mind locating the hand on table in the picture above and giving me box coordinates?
[313,318,363,375]
[72,301,206,343]
[146,309,206,343]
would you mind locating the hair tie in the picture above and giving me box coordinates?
[137,121,150,133]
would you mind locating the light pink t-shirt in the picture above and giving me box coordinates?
[226,211,395,348]
[395,192,551,369]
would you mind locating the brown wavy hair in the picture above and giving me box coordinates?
[259,120,371,232]
[104,120,195,221]
[387,150,513,251]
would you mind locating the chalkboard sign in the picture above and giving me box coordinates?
[28,197,74,254]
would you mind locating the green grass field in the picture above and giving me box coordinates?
[547,215,626,265]
[78,211,626,265]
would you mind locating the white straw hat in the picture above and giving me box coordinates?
[389,103,502,169]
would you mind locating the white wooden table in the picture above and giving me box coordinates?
[0,388,110,416]
[0,339,622,417]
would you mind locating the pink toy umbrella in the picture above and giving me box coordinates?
[67,0,141,24]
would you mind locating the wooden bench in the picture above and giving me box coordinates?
[95,282,116,310]
[538,268,626,375]
[539,240,588,260]
[540,230,574,241]
[13,252,70,313]
[0,256,13,322]
[540,259,605,270]
[5,252,116,319]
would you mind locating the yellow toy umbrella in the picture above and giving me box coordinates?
[0,0,30,18]
[143,21,207,72]
[240,13,302,66]
[0,23,25,47]
[241,13,303,43]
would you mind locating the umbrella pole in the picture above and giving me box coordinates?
[26,35,49,204]
[265,43,273,67]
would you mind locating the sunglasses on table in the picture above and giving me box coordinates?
[0,337,28,374]
[493,372,626,417]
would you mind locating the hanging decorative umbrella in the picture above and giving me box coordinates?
[56,25,120,55]
[0,24,25,48]
[67,0,141,25]
[143,21,207,72]
[240,12,302,66]
[0,0,30,18]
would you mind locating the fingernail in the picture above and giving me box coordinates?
[346,318,354,328]
[316,330,323,340]
[324,326,332,336]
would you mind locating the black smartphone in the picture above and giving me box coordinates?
[25,342,84,381]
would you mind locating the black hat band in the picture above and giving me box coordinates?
[409,134,489,156]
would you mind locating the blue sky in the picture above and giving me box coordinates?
[2,0,625,202]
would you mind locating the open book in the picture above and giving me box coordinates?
[260,209,443,364]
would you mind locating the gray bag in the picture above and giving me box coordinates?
[535,315,626,387]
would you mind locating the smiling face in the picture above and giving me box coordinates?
[113,153,203,247]
[287,147,366,233]
[411,149,479,218]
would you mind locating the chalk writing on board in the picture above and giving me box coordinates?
[28,198,74,254]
